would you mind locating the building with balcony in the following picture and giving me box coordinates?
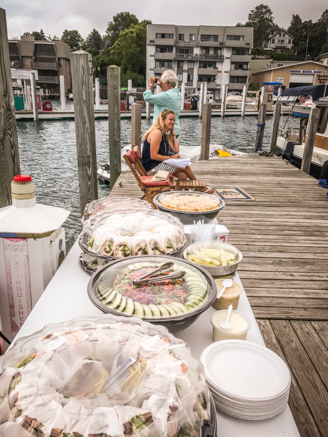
[147,24,253,100]
[9,35,72,96]
[264,27,293,53]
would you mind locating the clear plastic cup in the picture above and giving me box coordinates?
[211,310,251,342]
[212,279,242,310]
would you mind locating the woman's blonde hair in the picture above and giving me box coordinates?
[142,109,176,143]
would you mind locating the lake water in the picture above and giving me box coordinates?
[16,108,298,251]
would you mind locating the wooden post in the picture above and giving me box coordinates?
[255,103,267,152]
[260,86,265,104]
[200,103,212,160]
[0,7,20,208]
[145,80,150,119]
[95,78,100,110]
[107,65,121,190]
[301,107,320,174]
[60,75,65,110]
[131,103,142,149]
[241,85,247,117]
[221,84,226,118]
[30,71,39,121]
[180,82,185,110]
[70,50,98,216]
[269,102,282,154]
[25,84,31,110]
[199,83,204,118]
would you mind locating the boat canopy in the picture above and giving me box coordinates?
[278,85,328,102]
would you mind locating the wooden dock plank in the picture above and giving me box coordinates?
[111,154,328,437]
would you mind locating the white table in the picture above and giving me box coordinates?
[13,240,300,437]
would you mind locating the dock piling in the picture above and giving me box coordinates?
[255,103,267,152]
[70,50,98,215]
[301,107,320,174]
[30,72,39,121]
[59,75,65,111]
[221,84,227,118]
[131,103,142,149]
[199,83,204,118]
[0,7,20,208]
[269,102,282,154]
[200,103,212,160]
[241,86,247,117]
[95,78,100,110]
[107,65,121,190]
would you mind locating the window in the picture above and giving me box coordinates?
[200,34,218,42]
[155,33,174,39]
[178,34,184,41]
[230,76,247,83]
[176,48,194,55]
[232,48,249,55]
[288,39,291,44]
[187,73,193,82]
[188,61,194,68]
[177,73,183,81]
[177,61,184,69]
[227,35,244,41]
[277,63,283,67]
[265,63,272,68]
[155,60,172,69]
[198,75,215,82]
[199,62,216,68]
[155,46,173,53]
[189,34,195,41]
[231,63,248,70]
[201,47,210,55]
[271,39,275,43]
[214,48,222,56]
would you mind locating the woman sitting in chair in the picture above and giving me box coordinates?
[142,109,214,192]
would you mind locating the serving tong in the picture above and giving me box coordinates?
[133,262,185,286]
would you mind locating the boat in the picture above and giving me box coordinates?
[227,92,256,110]
[97,144,245,182]
[292,100,313,117]
[276,85,328,178]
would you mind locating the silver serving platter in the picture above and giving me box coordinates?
[183,241,243,276]
[87,255,217,333]
[153,191,225,224]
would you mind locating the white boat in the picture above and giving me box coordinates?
[292,100,312,117]
[276,93,328,178]
[227,92,256,110]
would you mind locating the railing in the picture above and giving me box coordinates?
[32,61,57,70]
[175,54,224,60]
[36,76,58,83]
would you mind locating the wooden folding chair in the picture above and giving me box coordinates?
[123,146,174,208]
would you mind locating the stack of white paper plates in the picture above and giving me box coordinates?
[200,340,291,421]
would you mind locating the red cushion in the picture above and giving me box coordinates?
[125,150,137,163]
[132,146,141,159]
[140,175,170,187]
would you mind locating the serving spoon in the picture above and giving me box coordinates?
[216,278,233,299]
[220,305,233,330]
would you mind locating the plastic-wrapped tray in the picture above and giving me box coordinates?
[80,209,187,259]
[82,196,151,221]
[153,191,225,225]
[79,252,112,275]
[0,315,216,437]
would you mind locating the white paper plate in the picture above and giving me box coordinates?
[200,340,291,401]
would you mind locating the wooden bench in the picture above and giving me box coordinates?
[179,179,206,191]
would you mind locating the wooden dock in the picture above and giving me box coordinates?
[110,153,328,437]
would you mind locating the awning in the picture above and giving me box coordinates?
[278,85,328,102]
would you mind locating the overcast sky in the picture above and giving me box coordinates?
[2,0,328,40]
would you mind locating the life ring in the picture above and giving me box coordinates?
[42,101,53,111]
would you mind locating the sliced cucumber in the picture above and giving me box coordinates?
[133,301,144,317]
[101,289,117,304]
[105,291,122,309]
[148,304,161,317]
[98,280,111,293]
[156,304,170,317]
[142,304,153,318]
[160,303,177,316]
[124,298,135,315]
[170,302,188,314]
[116,295,127,313]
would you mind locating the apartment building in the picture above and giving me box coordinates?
[146,24,253,100]
[9,35,72,96]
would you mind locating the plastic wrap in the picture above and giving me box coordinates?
[81,209,186,259]
[82,197,151,222]
[0,315,211,437]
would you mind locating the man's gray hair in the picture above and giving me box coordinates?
[161,70,178,88]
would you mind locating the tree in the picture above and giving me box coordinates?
[110,22,147,77]
[105,12,139,47]
[23,30,47,40]
[93,48,113,83]
[246,4,275,48]
[61,30,84,51]
[84,29,103,55]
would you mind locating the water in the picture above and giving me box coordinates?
[16,109,298,251]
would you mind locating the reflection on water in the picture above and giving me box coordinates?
[17,113,298,251]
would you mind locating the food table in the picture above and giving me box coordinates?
[12,239,300,437]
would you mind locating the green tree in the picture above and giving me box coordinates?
[23,30,47,40]
[84,29,103,56]
[110,22,147,77]
[105,12,139,47]
[313,9,328,56]
[61,29,84,51]
[93,48,113,83]
[246,4,275,48]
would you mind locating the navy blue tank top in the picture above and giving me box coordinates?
[142,133,170,172]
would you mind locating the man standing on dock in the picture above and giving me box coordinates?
[143,70,182,139]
